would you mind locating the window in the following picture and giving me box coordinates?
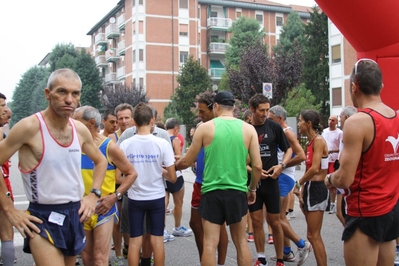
[133,50,136,62]
[133,78,136,85]
[211,11,217,17]
[332,45,341,63]
[236,8,242,18]
[132,21,136,34]
[139,78,144,87]
[179,24,188,36]
[139,0,143,4]
[256,14,263,24]
[180,51,189,63]
[139,21,144,34]
[276,16,283,26]
[179,0,188,9]
[332,87,342,106]
[139,49,144,61]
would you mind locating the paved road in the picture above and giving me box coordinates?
[8,153,346,265]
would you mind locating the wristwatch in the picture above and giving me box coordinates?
[295,181,301,189]
[90,188,102,198]
[280,163,287,169]
[115,191,123,200]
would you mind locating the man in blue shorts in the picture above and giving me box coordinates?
[0,69,108,266]
[176,91,262,266]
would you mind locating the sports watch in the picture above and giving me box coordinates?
[115,191,123,200]
[90,188,102,198]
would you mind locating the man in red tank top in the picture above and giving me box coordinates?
[325,59,399,265]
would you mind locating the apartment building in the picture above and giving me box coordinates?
[87,0,311,116]
[328,19,357,120]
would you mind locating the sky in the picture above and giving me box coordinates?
[0,0,316,102]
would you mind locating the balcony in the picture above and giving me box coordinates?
[117,14,125,30]
[117,40,126,56]
[95,55,107,67]
[117,67,126,80]
[106,24,120,39]
[209,42,229,54]
[209,68,225,80]
[207,17,232,30]
[106,48,120,62]
[105,72,120,84]
[94,33,107,45]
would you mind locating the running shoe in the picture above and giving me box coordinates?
[297,240,312,266]
[247,233,255,242]
[172,225,193,236]
[164,230,175,242]
[270,251,296,262]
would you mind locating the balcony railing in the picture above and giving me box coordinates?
[117,67,126,80]
[209,68,225,80]
[106,24,120,39]
[209,42,229,54]
[94,33,107,45]
[117,14,125,30]
[207,17,232,30]
[95,55,107,67]
[106,48,120,62]
[117,40,126,56]
[105,72,119,84]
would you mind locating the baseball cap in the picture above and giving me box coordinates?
[214,91,235,106]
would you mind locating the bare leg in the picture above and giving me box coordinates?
[250,209,265,253]
[151,235,165,266]
[112,200,123,257]
[29,232,71,266]
[128,236,143,266]
[218,224,228,265]
[266,212,284,260]
[201,219,221,266]
[190,207,204,261]
[279,196,300,246]
[0,210,15,266]
[229,214,252,266]
[172,188,184,228]
[335,193,345,226]
[304,210,327,266]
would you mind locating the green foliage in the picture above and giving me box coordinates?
[30,78,49,114]
[273,11,305,55]
[284,83,322,117]
[49,43,78,71]
[302,6,329,121]
[11,66,48,126]
[75,50,103,109]
[101,84,149,112]
[164,55,212,124]
[225,16,265,68]
[218,72,230,91]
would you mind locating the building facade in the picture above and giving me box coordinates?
[87,0,311,117]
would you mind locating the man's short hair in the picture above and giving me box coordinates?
[196,91,214,110]
[269,105,287,121]
[76,106,101,128]
[133,103,153,127]
[350,59,382,95]
[102,109,115,121]
[341,106,357,117]
[242,109,252,120]
[249,93,270,110]
[114,103,134,118]
[0,93,6,100]
[47,68,82,91]
[165,118,180,130]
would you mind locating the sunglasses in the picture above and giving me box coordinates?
[354,58,377,84]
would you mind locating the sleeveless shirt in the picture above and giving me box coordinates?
[202,118,248,194]
[81,138,116,196]
[19,112,83,204]
[277,127,295,179]
[346,108,399,217]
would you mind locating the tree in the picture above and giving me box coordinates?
[273,11,305,55]
[30,77,49,114]
[302,6,329,121]
[225,16,265,68]
[101,84,149,112]
[164,55,212,124]
[11,66,48,126]
[284,83,322,117]
[49,43,78,72]
[227,41,303,105]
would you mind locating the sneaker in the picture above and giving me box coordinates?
[288,211,295,218]
[268,235,274,244]
[270,251,296,262]
[166,208,172,214]
[395,251,399,264]
[164,230,175,242]
[111,243,115,250]
[247,233,255,242]
[297,240,312,266]
[122,245,128,258]
[286,213,290,221]
[253,259,268,266]
[76,258,80,265]
[329,204,336,214]
[172,225,193,236]
[276,262,285,266]
[114,256,124,266]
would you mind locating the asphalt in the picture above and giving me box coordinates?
[9,156,346,266]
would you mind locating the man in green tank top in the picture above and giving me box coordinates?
[176,91,262,266]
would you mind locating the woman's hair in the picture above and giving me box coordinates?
[300,109,323,134]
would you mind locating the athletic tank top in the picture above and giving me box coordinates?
[202,118,248,194]
[346,108,399,217]
[195,148,205,184]
[278,127,295,179]
[114,131,120,142]
[82,138,116,196]
[170,135,182,177]
[20,112,83,204]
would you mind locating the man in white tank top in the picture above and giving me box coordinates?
[0,69,108,266]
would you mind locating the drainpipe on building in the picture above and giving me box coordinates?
[171,0,175,94]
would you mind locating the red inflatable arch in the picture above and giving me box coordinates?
[316,0,399,110]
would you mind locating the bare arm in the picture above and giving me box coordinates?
[247,126,262,205]
[285,130,306,167]
[96,142,138,214]
[175,125,205,170]
[298,136,326,185]
[77,122,108,222]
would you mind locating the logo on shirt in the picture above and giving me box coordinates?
[69,149,80,153]
[384,134,399,161]
[258,134,268,144]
